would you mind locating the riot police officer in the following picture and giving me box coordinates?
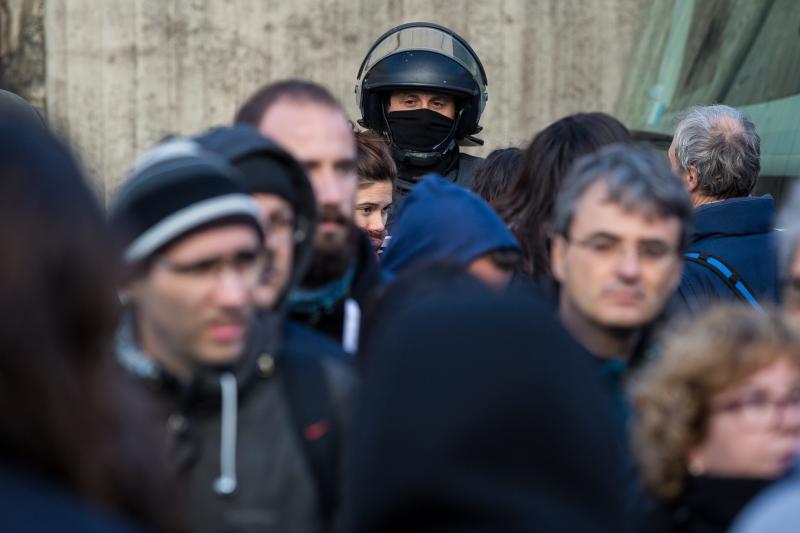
[355,22,489,207]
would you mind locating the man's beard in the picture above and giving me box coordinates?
[302,206,358,288]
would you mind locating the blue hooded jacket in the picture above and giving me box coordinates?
[381,175,520,278]
[675,195,779,314]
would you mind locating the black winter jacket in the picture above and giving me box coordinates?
[0,465,141,533]
[636,476,773,533]
[116,315,356,533]
[388,151,482,230]
[394,151,483,199]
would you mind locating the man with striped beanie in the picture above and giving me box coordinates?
[111,139,266,375]
[110,139,352,533]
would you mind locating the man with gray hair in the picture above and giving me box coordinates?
[550,144,691,415]
[668,104,778,313]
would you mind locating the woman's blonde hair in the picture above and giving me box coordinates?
[629,305,800,500]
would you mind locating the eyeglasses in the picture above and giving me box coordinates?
[155,248,269,290]
[569,234,677,263]
[712,389,800,429]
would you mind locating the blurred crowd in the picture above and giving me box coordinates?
[1,21,799,533]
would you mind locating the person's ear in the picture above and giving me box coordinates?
[685,165,701,193]
[687,448,706,476]
[120,279,143,302]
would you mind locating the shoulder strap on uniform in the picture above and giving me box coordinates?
[684,251,765,313]
[278,355,340,526]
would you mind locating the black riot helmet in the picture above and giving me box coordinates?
[356,22,488,166]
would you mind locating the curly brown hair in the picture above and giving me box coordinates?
[629,305,800,500]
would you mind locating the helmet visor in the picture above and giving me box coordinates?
[360,26,486,96]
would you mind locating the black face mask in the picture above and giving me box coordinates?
[386,109,455,151]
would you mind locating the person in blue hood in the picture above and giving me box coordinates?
[380,174,521,289]
[668,105,779,314]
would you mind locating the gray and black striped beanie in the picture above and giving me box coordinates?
[110,139,263,264]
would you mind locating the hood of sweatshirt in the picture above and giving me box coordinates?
[381,174,519,279]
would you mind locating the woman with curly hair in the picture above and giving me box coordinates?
[630,305,800,533]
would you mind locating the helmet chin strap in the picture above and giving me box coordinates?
[381,105,463,168]
[389,139,458,168]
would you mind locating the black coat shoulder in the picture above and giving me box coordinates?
[0,466,141,533]
[446,152,483,189]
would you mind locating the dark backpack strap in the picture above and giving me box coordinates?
[684,251,765,313]
[279,355,340,526]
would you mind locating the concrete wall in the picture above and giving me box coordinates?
[42,0,648,198]
[0,0,45,110]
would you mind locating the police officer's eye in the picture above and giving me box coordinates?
[359,207,373,215]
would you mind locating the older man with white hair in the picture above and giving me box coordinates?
[668,104,778,314]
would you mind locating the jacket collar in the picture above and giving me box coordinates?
[349,230,382,302]
[291,229,381,312]
[692,196,775,243]
[115,310,281,399]
[671,475,774,530]
[116,312,165,383]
